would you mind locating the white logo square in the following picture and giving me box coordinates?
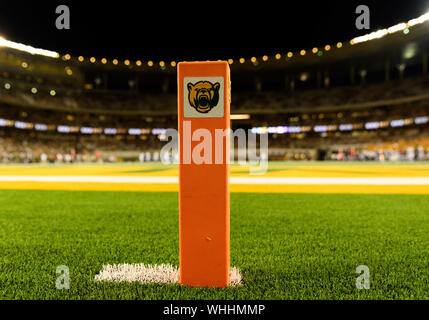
[184,76,224,118]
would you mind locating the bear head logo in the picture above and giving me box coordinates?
[187,81,220,114]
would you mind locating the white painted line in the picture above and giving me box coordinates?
[1,176,429,185]
[94,263,242,286]
[0,176,177,183]
[231,177,429,185]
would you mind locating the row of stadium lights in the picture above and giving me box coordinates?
[0,117,166,138]
[0,11,428,68]
[60,42,345,69]
[0,15,423,94]
[62,54,176,69]
[1,114,428,137]
[350,11,429,44]
[3,82,57,96]
[58,10,429,69]
[251,116,429,134]
[58,18,416,69]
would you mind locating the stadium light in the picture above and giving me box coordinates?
[231,114,251,120]
[351,29,389,45]
[34,123,47,131]
[350,11,429,46]
[388,23,407,34]
[415,116,428,124]
[408,11,429,26]
[0,36,59,58]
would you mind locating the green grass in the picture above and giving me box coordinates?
[0,190,428,299]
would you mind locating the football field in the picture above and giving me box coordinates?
[0,162,428,299]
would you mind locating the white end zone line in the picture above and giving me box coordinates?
[2,176,429,185]
[94,263,242,286]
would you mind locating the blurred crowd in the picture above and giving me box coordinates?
[1,75,429,113]
[330,146,429,162]
[0,130,164,163]
[1,73,429,163]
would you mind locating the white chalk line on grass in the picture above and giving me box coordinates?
[2,176,429,185]
[94,263,242,286]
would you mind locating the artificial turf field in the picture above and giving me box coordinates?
[0,162,428,299]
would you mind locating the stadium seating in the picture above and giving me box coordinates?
[1,48,429,163]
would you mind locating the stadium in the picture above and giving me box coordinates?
[0,3,428,301]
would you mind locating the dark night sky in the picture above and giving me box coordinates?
[0,0,427,61]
